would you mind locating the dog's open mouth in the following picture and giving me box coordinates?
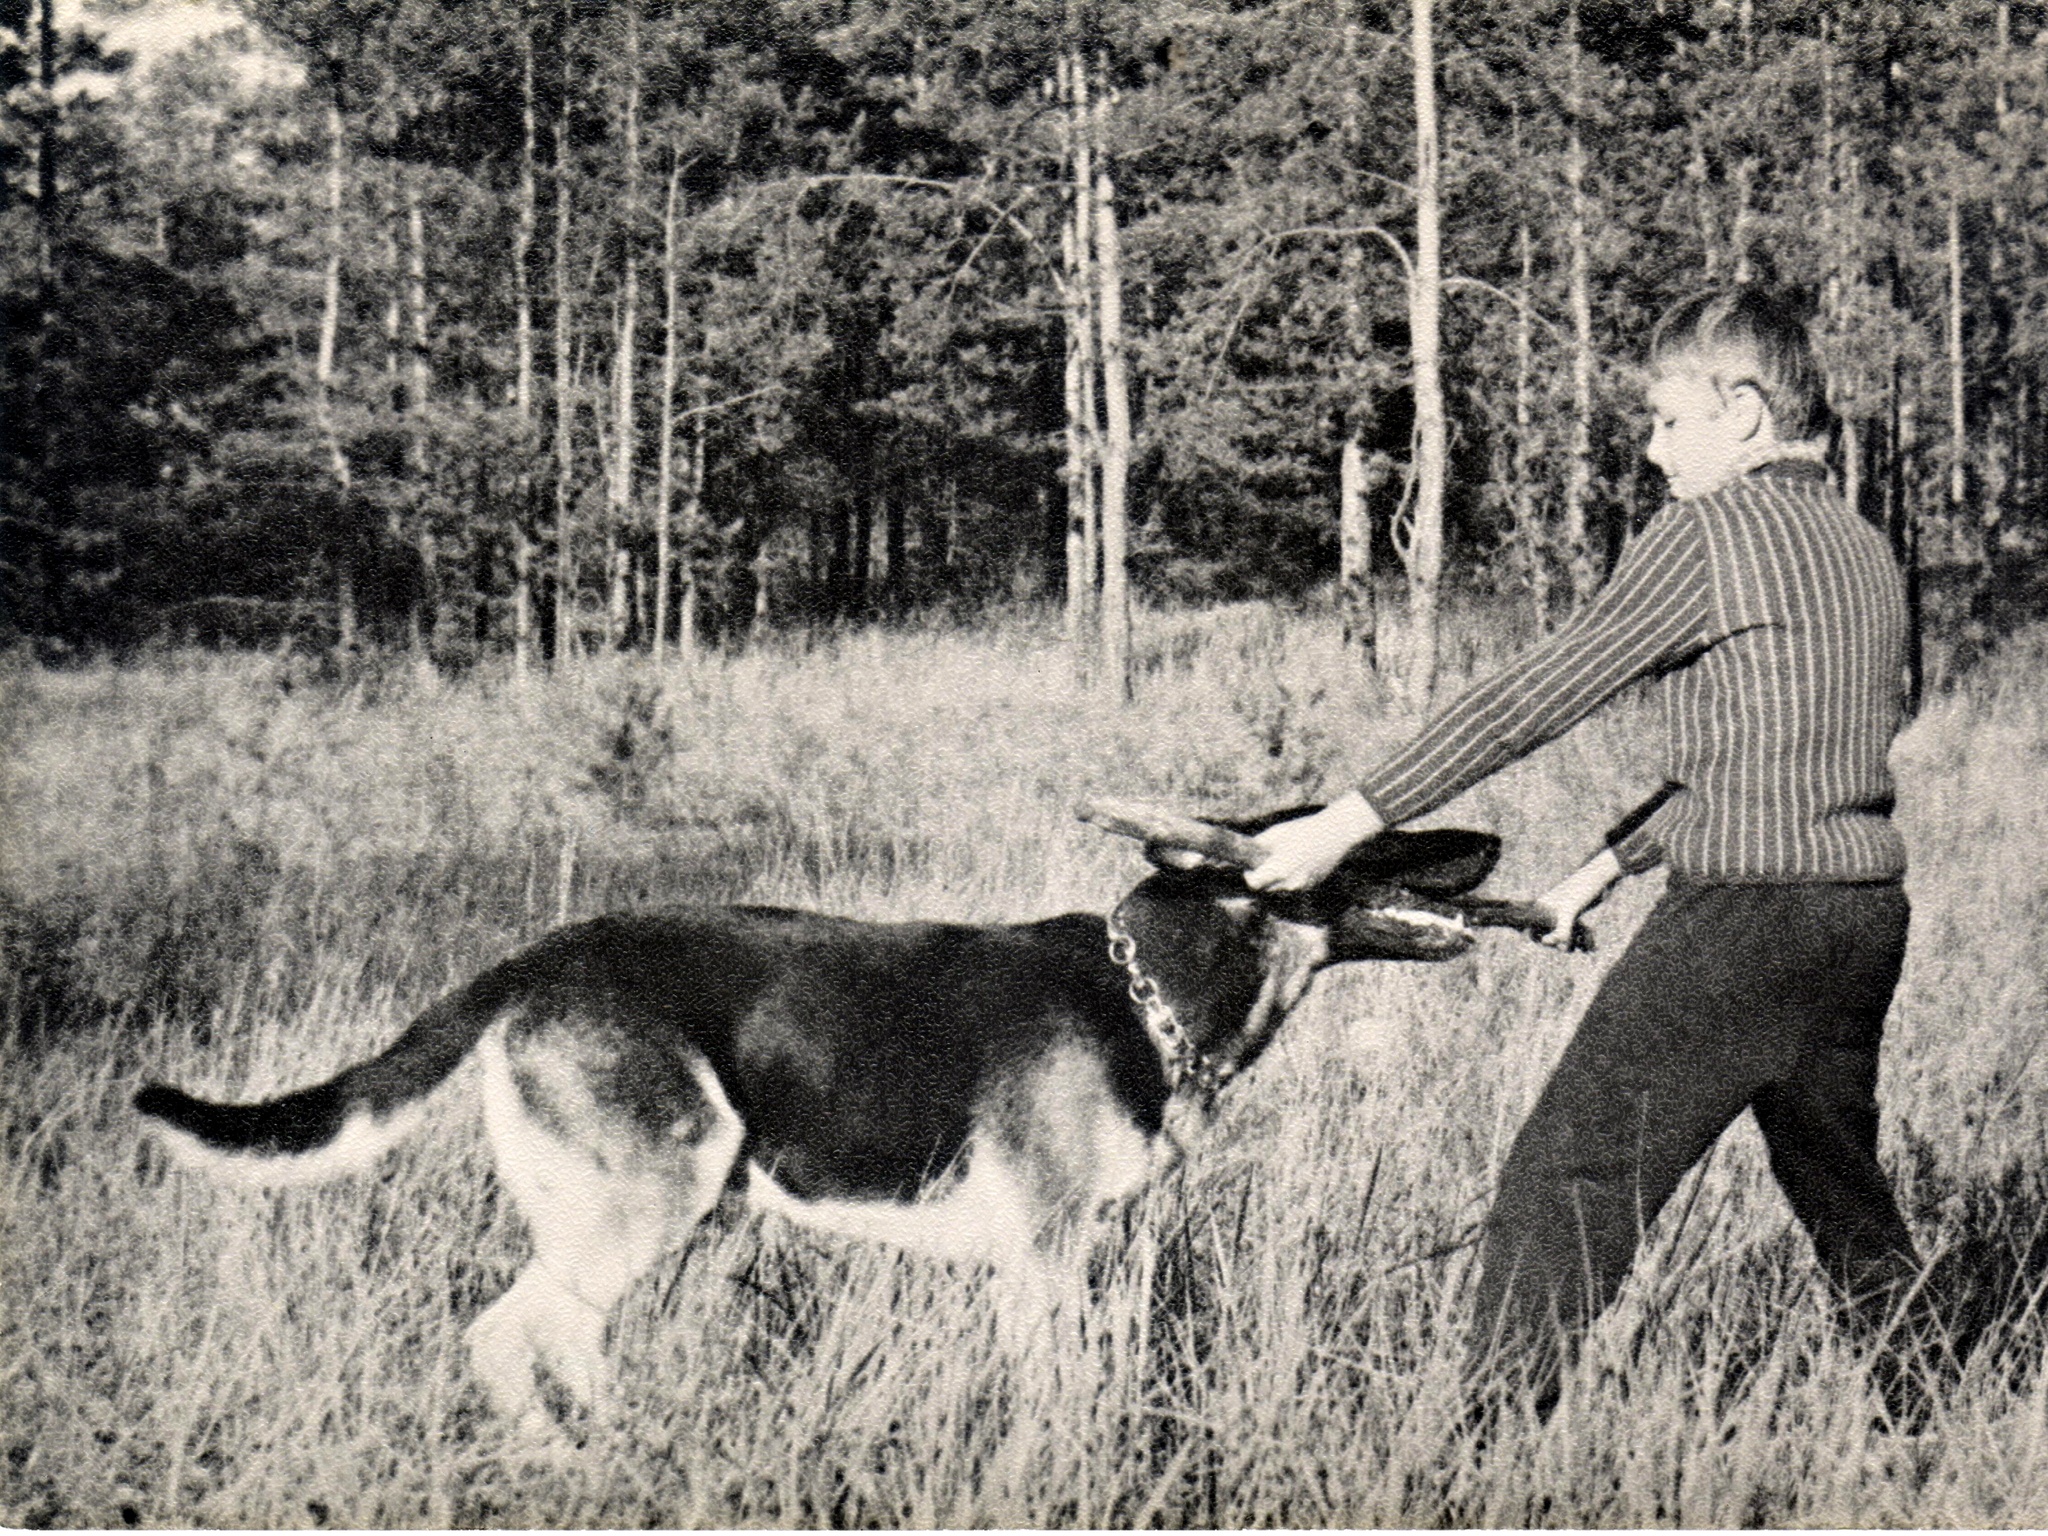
[1328,893,1475,960]
[1077,795,1559,960]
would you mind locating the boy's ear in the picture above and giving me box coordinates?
[1724,379,1768,441]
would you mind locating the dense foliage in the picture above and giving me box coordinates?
[3,0,2044,656]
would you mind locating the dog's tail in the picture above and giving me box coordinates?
[134,951,532,1185]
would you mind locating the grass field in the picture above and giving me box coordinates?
[3,600,2046,1528]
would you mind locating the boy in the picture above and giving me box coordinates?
[1247,288,1926,1419]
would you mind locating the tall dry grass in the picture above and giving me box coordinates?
[2,602,2044,1528]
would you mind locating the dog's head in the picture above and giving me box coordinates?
[1107,805,1502,1083]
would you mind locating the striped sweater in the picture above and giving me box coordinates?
[1358,461,1909,883]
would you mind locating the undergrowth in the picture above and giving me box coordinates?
[2,602,2045,1527]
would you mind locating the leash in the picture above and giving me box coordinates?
[1104,907,1233,1110]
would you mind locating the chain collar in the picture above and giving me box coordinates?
[1105,906,1233,1107]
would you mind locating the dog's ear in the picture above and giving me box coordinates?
[1220,811,1500,895]
[1331,829,1500,896]
[1089,801,1499,896]
[1214,804,1326,837]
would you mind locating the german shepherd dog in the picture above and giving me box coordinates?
[136,806,1547,1428]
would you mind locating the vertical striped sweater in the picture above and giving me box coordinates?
[1358,461,1909,883]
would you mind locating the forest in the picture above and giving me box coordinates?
[3,0,2045,690]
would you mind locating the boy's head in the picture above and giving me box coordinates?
[1644,288,1828,501]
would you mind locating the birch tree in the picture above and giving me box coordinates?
[1337,8,1379,660]
[1095,136,1133,697]
[1059,49,1099,657]
[602,1,643,651]
[1397,0,1447,700]
[1559,0,1597,609]
[1056,35,1132,695]
[550,0,577,662]
[510,0,539,680]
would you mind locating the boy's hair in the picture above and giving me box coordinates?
[1649,288,1829,441]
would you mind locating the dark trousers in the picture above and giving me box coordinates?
[1468,879,1921,1414]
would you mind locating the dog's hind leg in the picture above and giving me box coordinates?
[470,1025,742,1429]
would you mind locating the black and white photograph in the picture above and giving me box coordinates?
[3,0,2046,1525]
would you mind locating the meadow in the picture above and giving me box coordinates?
[3,599,2045,1528]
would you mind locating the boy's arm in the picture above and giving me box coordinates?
[1535,846,1623,948]
[1603,781,1683,875]
[1357,511,1713,828]
[1249,511,1714,893]
[1536,785,1682,946]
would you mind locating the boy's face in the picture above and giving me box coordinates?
[1644,365,1761,501]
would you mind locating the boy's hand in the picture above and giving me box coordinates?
[1245,792,1387,892]
[1534,848,1624,949]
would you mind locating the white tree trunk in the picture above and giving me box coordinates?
[654,154,684,665]
[1688,121,1717,279]
[1096,154,1132,700]
[512,4,537,682]
[552,0,577,665]
[1339,437,1375,654]
[1060,50,1099,660]
[655,157,679,667]
[34,0,56,281]
[1513,220,1551,634]
[1338,12,1376,661]
[606,4,642,652]
[1732,0,1756,282]
[1563,0,1597,610]
[1402,0,1446,701]
[1821,15,1863,520]
[1947,193,1968,533]
[1982,0,2012,575]
[406,183,430,425]
[681,404,705,653]
[318,87,355,656]
[405,174,434,666]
